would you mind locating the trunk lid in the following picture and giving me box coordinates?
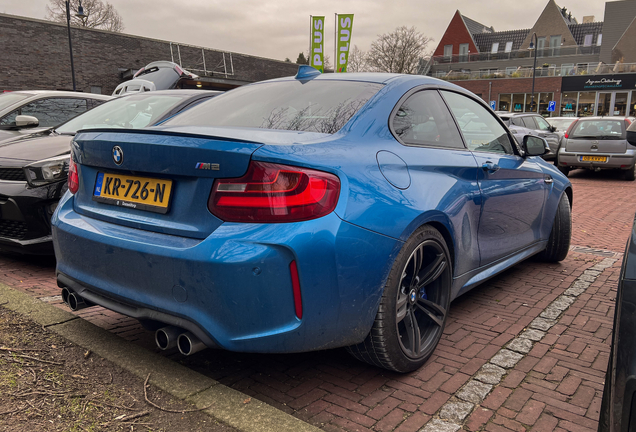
[565,137,627,153]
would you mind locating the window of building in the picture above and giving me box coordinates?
[597,34,603,46]
[391,90,465,149]
[577,92,596,116]
[491,42,499,54]
[537,37,546,50]
[444,45,453,58]
[631,91,636,117]
[459,44,469,62]
[560,93,577,116]
[538,92,555,116]
[90,86,102,94]
[512,94,525,112]
[505,41,513,53]
[583,35,593,47]
[498,94,512,112]
[561,63,574,75]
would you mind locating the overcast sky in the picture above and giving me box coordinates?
[1,0,608,62]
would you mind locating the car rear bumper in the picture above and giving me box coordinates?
[557,149,636,169]
[52,192,401,353]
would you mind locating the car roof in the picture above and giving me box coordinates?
[574,116,631,121]
[5,90,111,100]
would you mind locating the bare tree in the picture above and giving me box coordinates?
[46,0,124,32]
[366,26,432,74]
[347,45,367,72]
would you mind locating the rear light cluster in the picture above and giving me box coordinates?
[209,161,340,223]
[563,119,579,139]
[68,157,79,194]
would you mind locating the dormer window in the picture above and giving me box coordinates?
[491,42,499,53]
[597,34,602,46]
[505,41,513,52]
[583,34,593,47]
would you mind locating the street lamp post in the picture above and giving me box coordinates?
[65,1,87,91]
[528,32,538,113]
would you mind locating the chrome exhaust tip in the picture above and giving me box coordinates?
[61,287,71,305]
[177,331,207,356]
[155,326,181,351]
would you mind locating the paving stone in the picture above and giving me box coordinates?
[520,328,546,342]
[456,380,492,404]
[507,338,534,354]
[421,418,461,432]
[474,363,507,385]
[530,317,557,331]
[491,349,524,369]
[439,400,474,423]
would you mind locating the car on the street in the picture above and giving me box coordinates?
[546,116,578,154]
[498,112,560,160]
[0,90,219,254]
[52,68,572,372]
[0,91,112,142]
[599,125,636,430]
[112,61,199,96]
[556,116,634,179]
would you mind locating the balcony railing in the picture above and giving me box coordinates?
[433,45,602,65]
[432,63,636,81]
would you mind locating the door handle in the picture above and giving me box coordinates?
[482,162,500,173]
[544,175,553,184]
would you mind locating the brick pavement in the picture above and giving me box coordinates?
[0,169,633,432]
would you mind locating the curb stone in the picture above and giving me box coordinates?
[0,283,320,432]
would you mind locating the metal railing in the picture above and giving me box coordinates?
[432,63,636,81]
[433,45,602,65]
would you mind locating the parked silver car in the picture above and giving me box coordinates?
[557,117,634,180]
[498,113,560,160]
[0,91,112,142]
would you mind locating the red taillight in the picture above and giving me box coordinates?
[209,161,340,223]
[626,119,632,127]
[564,119,579,139]
[68,157,79,194]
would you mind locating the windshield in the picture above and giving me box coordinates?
[0,93,30,112]
[547,118,576,131]
[570,120,626,139]
[164,80,383,134]
[56,94,190,134]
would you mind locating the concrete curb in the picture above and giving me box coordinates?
[0,283,320,432]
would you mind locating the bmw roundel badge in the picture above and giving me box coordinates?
[112,146,123,165]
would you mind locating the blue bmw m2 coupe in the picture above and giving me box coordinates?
[52,67,572,372]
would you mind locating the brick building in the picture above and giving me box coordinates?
[427,0,636,117]
[0,13,299,95]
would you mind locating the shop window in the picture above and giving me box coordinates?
[577,92,596,117]
[498,94,511,112]
[560,93,577,116]
[512,94,525,112]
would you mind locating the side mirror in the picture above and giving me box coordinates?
[15,115,39,128]
[549,125,557,133]
[522,135,549,157]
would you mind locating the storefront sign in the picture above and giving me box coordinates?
[336,14,354,73]
[562,74,636,91]
[310,16,325,73]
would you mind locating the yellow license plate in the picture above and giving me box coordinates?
[93,172,173,214]
[580,155,607,162]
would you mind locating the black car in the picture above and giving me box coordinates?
[599,122,636,431]
[0,89,219,254]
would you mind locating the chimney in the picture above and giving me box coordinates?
[582,16,594,23]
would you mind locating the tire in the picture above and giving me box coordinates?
[346,225,452,373]
[537,193,571,262]
[622,165,635,181]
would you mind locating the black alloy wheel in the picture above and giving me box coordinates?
[395,239,449,359]
[346,226,452,373]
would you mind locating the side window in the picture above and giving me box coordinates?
[441,90,514,155]
[21,98,89,127]
[534,116,552,131]
[87,98,107,110]
[391,90,464,149]
[511,117,525,127]
[0,110,19,126]
[521,117,537,129]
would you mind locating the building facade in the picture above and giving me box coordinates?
[0,13,299,95]
[428,0,636,118]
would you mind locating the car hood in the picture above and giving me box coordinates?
[0,134,72,164]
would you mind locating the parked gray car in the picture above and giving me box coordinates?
[557,117,634,180]
[0,91,112,142]
[498,113,560,160]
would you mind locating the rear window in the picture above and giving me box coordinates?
[570,120,626,139]
[547,118,576,131]
[134,67,181,90]
[164,80,383,134]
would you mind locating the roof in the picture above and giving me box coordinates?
[461,15,494,35]
[7,90,111,100]
[568,21,603,46]
[473,29,530,53]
